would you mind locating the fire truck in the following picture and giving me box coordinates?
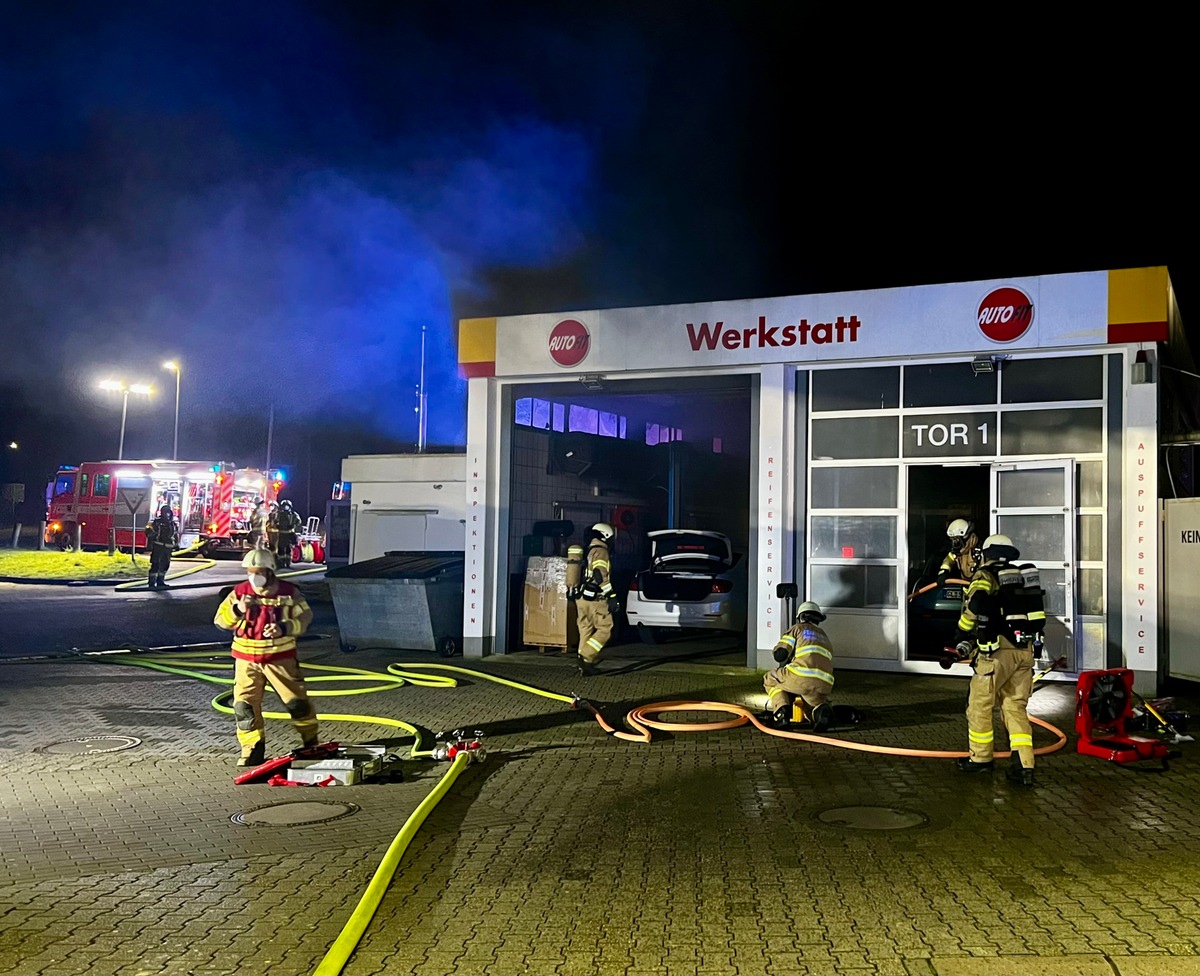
[46,459,284,557]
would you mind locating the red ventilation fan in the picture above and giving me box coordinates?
[1075,669,1170,767]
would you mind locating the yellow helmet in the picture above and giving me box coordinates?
[242,548,277,571]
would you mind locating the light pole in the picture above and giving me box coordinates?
[163,361,181,460]
[99,381,153,460]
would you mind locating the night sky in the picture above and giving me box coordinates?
[0,2,1191,517]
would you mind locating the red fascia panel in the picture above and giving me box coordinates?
[1108,321,1168,344]
[460,361,495,378]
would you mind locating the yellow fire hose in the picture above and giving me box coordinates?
[98,651,1066,975]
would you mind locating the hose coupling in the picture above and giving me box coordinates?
[432,729,486,763]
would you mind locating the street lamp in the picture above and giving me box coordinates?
[163,361,181,460]
[99,380,153,460]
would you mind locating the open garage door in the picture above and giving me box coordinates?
[504,375,752,655]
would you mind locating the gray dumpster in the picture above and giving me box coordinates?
[325,551,464,656]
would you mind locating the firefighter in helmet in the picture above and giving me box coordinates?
[144,503,179,591]
[939,518,980,579]
[213,548,318,766]
[249,496,270,549]
[763,600,835,730]
[269,499,302,568]
[954,533,1037,786]
[568,522,619,676]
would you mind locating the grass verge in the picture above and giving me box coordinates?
[0,549,151,580]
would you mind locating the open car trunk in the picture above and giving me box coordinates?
[637,530,736,601]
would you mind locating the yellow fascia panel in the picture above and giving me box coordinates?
[459,317,497,364]
[1109,266,1168,326]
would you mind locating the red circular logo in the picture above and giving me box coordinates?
[548,319,590,367]
[977,287,1034,342]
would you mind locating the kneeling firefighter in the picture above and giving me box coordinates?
[213,549,319,766]
[567,522,619,676]
[954,532,1045,786]
[763,601,835,730]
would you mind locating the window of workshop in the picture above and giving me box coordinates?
[810,564,898,610]
[811,467,898,509]
[1002,355,1103,403]
[811,416,899,460]
[812,366,899,411]
[904,362,997,407]
[1000,408,1104,456]
[810,516,896,559]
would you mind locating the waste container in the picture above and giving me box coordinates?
[325,551,464,656]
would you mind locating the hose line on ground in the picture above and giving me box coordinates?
[87,649,1069,976]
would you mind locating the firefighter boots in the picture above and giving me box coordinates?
[1007,754,1035,787]
[576,655,598,677]
[237,743,266,767]
[810,702,833,732]
[956,757,995,773]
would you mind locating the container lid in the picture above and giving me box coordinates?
[325,551,464,580]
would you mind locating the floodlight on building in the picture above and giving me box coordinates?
[579,375,605,391]
[971,355,998,375]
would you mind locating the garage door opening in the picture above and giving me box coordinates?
[905,464,989,663]
[504,375,752,656]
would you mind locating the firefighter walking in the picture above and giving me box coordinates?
[763,600,835,730]
[954,533,1043,786]
[144,504,179,590]
[568,522,619,676]
[213,549,318,766]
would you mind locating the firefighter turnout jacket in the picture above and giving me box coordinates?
[214,580,312,662]
[771,621,835,693]
[583,539,614,601]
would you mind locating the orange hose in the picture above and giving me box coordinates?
[907,577,970,600]
[588,699,1068,759]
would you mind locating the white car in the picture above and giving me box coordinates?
[624,530,748,642]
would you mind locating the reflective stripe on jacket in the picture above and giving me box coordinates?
[957,563,1000,652]
[587,541,613,598]
[774,623,835,688]
[214,580,311,662]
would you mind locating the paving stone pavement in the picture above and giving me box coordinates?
[3,638,1200,976]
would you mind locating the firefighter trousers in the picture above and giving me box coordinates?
[232,656,319,759]
[966,640,1035,768]
[763,668,831,720]
[576,598,613,664]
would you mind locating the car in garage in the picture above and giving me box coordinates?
[624,529,748,643]
[906,554,970,662]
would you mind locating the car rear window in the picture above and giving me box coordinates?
[651,533,731,566]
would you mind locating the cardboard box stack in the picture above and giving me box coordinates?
[522,555,578,650]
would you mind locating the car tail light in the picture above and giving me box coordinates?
[628,578,639,592]
[711,580,732,593]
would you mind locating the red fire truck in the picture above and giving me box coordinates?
[46,459,283,556]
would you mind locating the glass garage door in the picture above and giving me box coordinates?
[990,460,1076,669]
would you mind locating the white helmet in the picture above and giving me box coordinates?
[242,548,277,571]
[982,533,1019,561]
[591,522,615,541]
[797,600,826,623]
[947,518,973,540]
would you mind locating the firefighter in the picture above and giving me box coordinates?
[763,601,835,731]
[938,518,980,579]
[954,533,1037,786]
[144,503,179,590]
[249,496,270,550]
[213,548,318,766]
[569,522,619,676]
[270,499,302,568]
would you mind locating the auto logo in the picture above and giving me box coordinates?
[977,286,1034,343]
[548,319,590,367]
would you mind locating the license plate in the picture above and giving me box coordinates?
[942,588,962,600]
